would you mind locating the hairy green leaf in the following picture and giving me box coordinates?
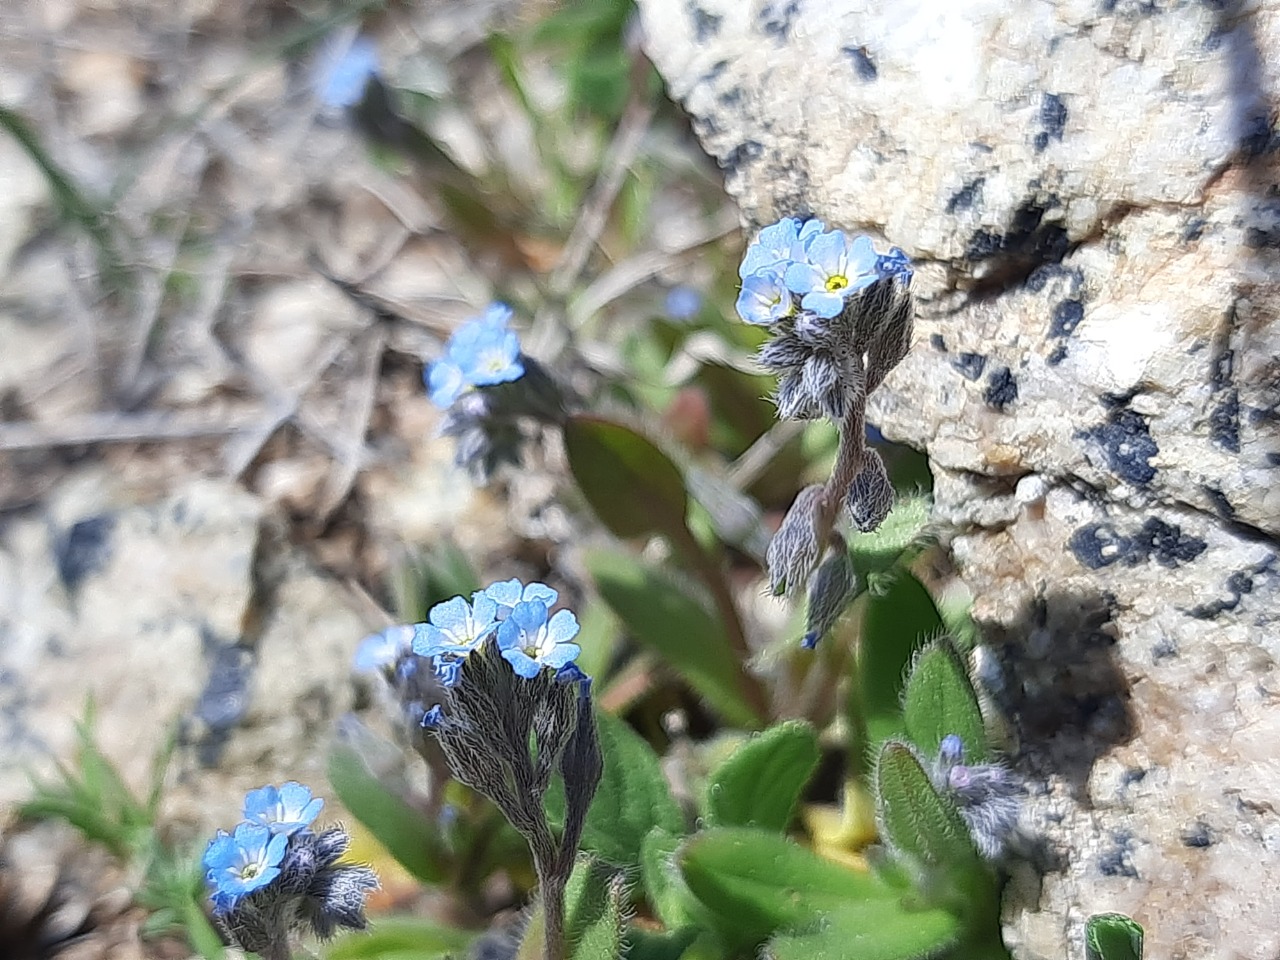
[705,721,820,832]
[1086,913,1144,960]
[640,827,696,930]
[875,741,976,870]
[324,917,475,959]
[764,900,959,960]
[903,639,989,763]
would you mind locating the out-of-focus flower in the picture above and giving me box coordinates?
[243,782,325,836]
[665,285,703,320]
[875,245,914,283]
[315,34,380,109]
[425,304,524,410]
[784,231,879,318]
[412,593,500,659]
[497,600,581,678]
[202,823,288,913]
[353,624,412,673]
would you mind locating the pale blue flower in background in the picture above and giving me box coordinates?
[424,304,524,408]
[315,34,379,109]
[664,285,703,320]
[353,624,412,673]
[497,599,580,678]
[736,270,795,325]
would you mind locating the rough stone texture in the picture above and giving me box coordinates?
[638,1,1280,957]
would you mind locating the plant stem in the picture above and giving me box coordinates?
[819,394,867,543]
[537,860,568,960]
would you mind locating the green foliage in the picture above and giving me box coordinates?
[327,742,450,884]
[856,569,945,749]
[875,741,978,871]
[902,639,989,763]
[640,827,698,930]
[585,547,761,728]
[21,703,222,959]
[1086,914,1144,960]
[565,414,690,542]
[678,827,958,959]
[324,917,476,960]
[528,0,648,120]
[846,493,933,589]
[704,720,820,832]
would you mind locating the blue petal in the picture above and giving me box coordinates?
[264,831,289,866]
[481,302,514,327]
[783,261,825,295]
[427,360,465,408]
[541,642,580,669]
[412,623,450,658]
[522,582,558,607]
[511,599,548,633]
[422,704,444,728]
[555,663,588,685]
[242,785,279,823]
[846,234,878,273]
[484,578,523,612]
[470,591,498,627]
[805,231,848,276]
[202,831,237,873]
[232,822,274,858]
[800,291,844,319]
[316,35,379,109]
[496,618,521,650]
[428,596,470,634]
[502,648,542,678]
[544,609,580,645]
[353,626,407,672]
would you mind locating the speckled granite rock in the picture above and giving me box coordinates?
[638,1,1280,957]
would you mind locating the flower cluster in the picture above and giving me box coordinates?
[425,304,568,483]
[739,218,916,643]
[202,783,378,957]
[735,217,911,325]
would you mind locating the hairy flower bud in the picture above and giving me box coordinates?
[765,484,825,595]
[846,449,894,532]
[801,537,858,648]
[930,737,1022,860]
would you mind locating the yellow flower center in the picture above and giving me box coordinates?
[825,274,849,292]
[242,863,261,880]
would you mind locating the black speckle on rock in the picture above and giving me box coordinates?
[1183,218,1206,242]
[758,0,800,40]
[930,333,947,352]
[1131,517,1207,568]
[1210,391,1242,452]
[1084,408,1158,485]
[1025,262,1084,294]
[1098,830,1139,878]
[1047,343,1068,366]
[1239,114,1277,157]
[1151,636,1178,661]
[1050,299,1084,337]
[965,199,1071,277]
[1034,93,1068,153]
[1268,452,1280,466]
[1181,820,1215,848]
[945,177,985,214]
[966,229,1004,260]
[984,366,1018,410]
[690,6,723,42]
[841,46,878,81]
[196,639,252,734]
[56,515,116,591]
[1202,485,1236,520]
[1188,562,1266,619]
[952,351,986,380]
[1069,523,1131,569]
[1245,225,1280,249]
[719,139,764,174]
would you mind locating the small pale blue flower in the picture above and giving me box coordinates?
[353,624,412,673]
[203,822,288,912]
[784,231,879,319]
[739,218,802,278]
[451,304,524,388]
[665,285,703,320]
[484,578,558,620]
[736,270,795,325]
[243,781,325,835]
[497,600,581,679]
[427,357,467,409]
[412,592,499,658]
[315,34,379,109]
[939,734,965,765]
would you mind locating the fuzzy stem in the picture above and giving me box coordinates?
[536,859,568,960]
[818,394,867,543]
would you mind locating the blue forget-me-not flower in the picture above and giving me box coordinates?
[412,593,500,659]
[736,270,796,326]
[203,822,288,912]
[314,34,380,110]
[497,599,581,678]
[353,624,412,673]
[427,304,524,409]
[243,782,325,836]
[484,577,558,620]
[783,230,879,318]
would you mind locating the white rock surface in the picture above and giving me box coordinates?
[638,1,1280,956]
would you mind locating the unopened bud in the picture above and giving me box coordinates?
[846,449,894,532]
[766,485,825,595]
[801,539,857,648]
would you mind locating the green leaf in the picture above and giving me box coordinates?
[552,712,684,868]
[640,827,697,930]
[324,917,475,959]
[564,415,690,541]
[623,927,700,960]
[902,639,989,763]
[570,873,626,960]
[1086,913,1144,960]
[326,743,448,883]
[874,741,977,870]
[857,570,944,747]
[705,721,821,832]
[765,900,959,960]
[678,827,901,952]
[847,494,932,587]
[586,547,760,727]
